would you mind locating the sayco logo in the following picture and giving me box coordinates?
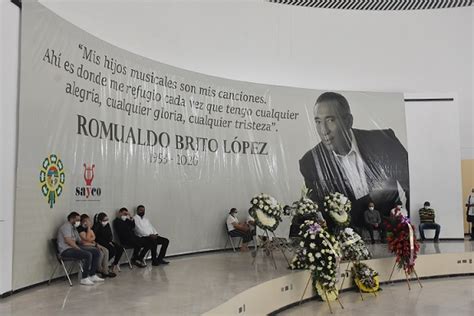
[39,154,65,208]
[75,163,102,201]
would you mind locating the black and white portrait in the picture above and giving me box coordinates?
[299,92,410,227]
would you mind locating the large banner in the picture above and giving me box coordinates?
[14,2,408,288]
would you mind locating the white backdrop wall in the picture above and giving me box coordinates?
[0,0,19,295]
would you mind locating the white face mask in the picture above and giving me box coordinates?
[424,205,430,209]
[101,221,109,227]
[369,207,374,211]
[74,221,80,228]
[121,215,128,221]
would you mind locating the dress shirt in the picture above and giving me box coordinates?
[333,131,369,199]
[133,215,158,237]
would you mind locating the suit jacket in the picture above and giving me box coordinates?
[299,128,409,226]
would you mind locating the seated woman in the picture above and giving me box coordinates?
[226,208,252,251]
[93,212,124,274]
[78,214,116,278]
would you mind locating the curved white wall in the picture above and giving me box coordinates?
[40,0,474,158]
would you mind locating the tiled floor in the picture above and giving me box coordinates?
[0,239,472,315]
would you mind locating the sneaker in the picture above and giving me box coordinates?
[158,260,169,265]
[80,277,94,286]
[89,275,105,282]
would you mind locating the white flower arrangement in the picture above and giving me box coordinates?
[292,197,319,216]
[249,193,282,231]
[323,192,351,227]
[289,220,341,297]
[337,227,371,262]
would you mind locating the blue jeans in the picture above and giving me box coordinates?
[419,223,441,241]
[61,246,101,277]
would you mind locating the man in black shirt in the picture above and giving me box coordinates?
[113,207,149,267]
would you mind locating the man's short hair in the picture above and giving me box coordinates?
[137,205,145,211]
[424,201,430,206]
[119,207,128,213]
[315,92,351,114]
[67,211,80,221]
[80,214,89,222]
[229,208,236,214]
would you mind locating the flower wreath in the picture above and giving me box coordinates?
[289,220,341,301]
[337,228,371,262]
[351,262,379,293]
[385,215,420,274]
[292,197,320,216]
[323,193,351,227]
[249,193,282,231]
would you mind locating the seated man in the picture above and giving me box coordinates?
[227,208,252,251]
[419,201,441,242]
[113,207,149,268]
[390,200,407,218]
[57,211,104,285]
[134,205,170,266]
[363,202,385,244]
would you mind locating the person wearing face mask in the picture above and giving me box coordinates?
[418,201,441,243]
[363,202,385,244]
[56,211,104,285]
[78,214,116,278]
[390,200,407,218]
[93,212,124,274]
[113,207,149,267]
[226,208,252,251]
[133,205,170,266]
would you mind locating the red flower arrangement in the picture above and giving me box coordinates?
[385,215,420,274]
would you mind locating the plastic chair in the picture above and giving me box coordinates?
[224,223,242,252]
[48,238,83,286]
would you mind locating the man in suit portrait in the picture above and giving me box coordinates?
[299,92,409,228]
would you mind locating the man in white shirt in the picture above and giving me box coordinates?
[134,205,170,266]
[299,92,410,227]
[466,188,474,240]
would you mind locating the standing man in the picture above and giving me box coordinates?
[134,205,170,266]
[113,207,148,268]
[363,202,385,244]
[418,201,441,242]
[299,92,410,226]
[466,189,474,241]
[57,211,104,285]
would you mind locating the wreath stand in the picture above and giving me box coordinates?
[387,260,423,290]
[337,261,376,301]
[252,229,290,269]
[299,273,344,314]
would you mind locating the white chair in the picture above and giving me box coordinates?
[224,224,242,252]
